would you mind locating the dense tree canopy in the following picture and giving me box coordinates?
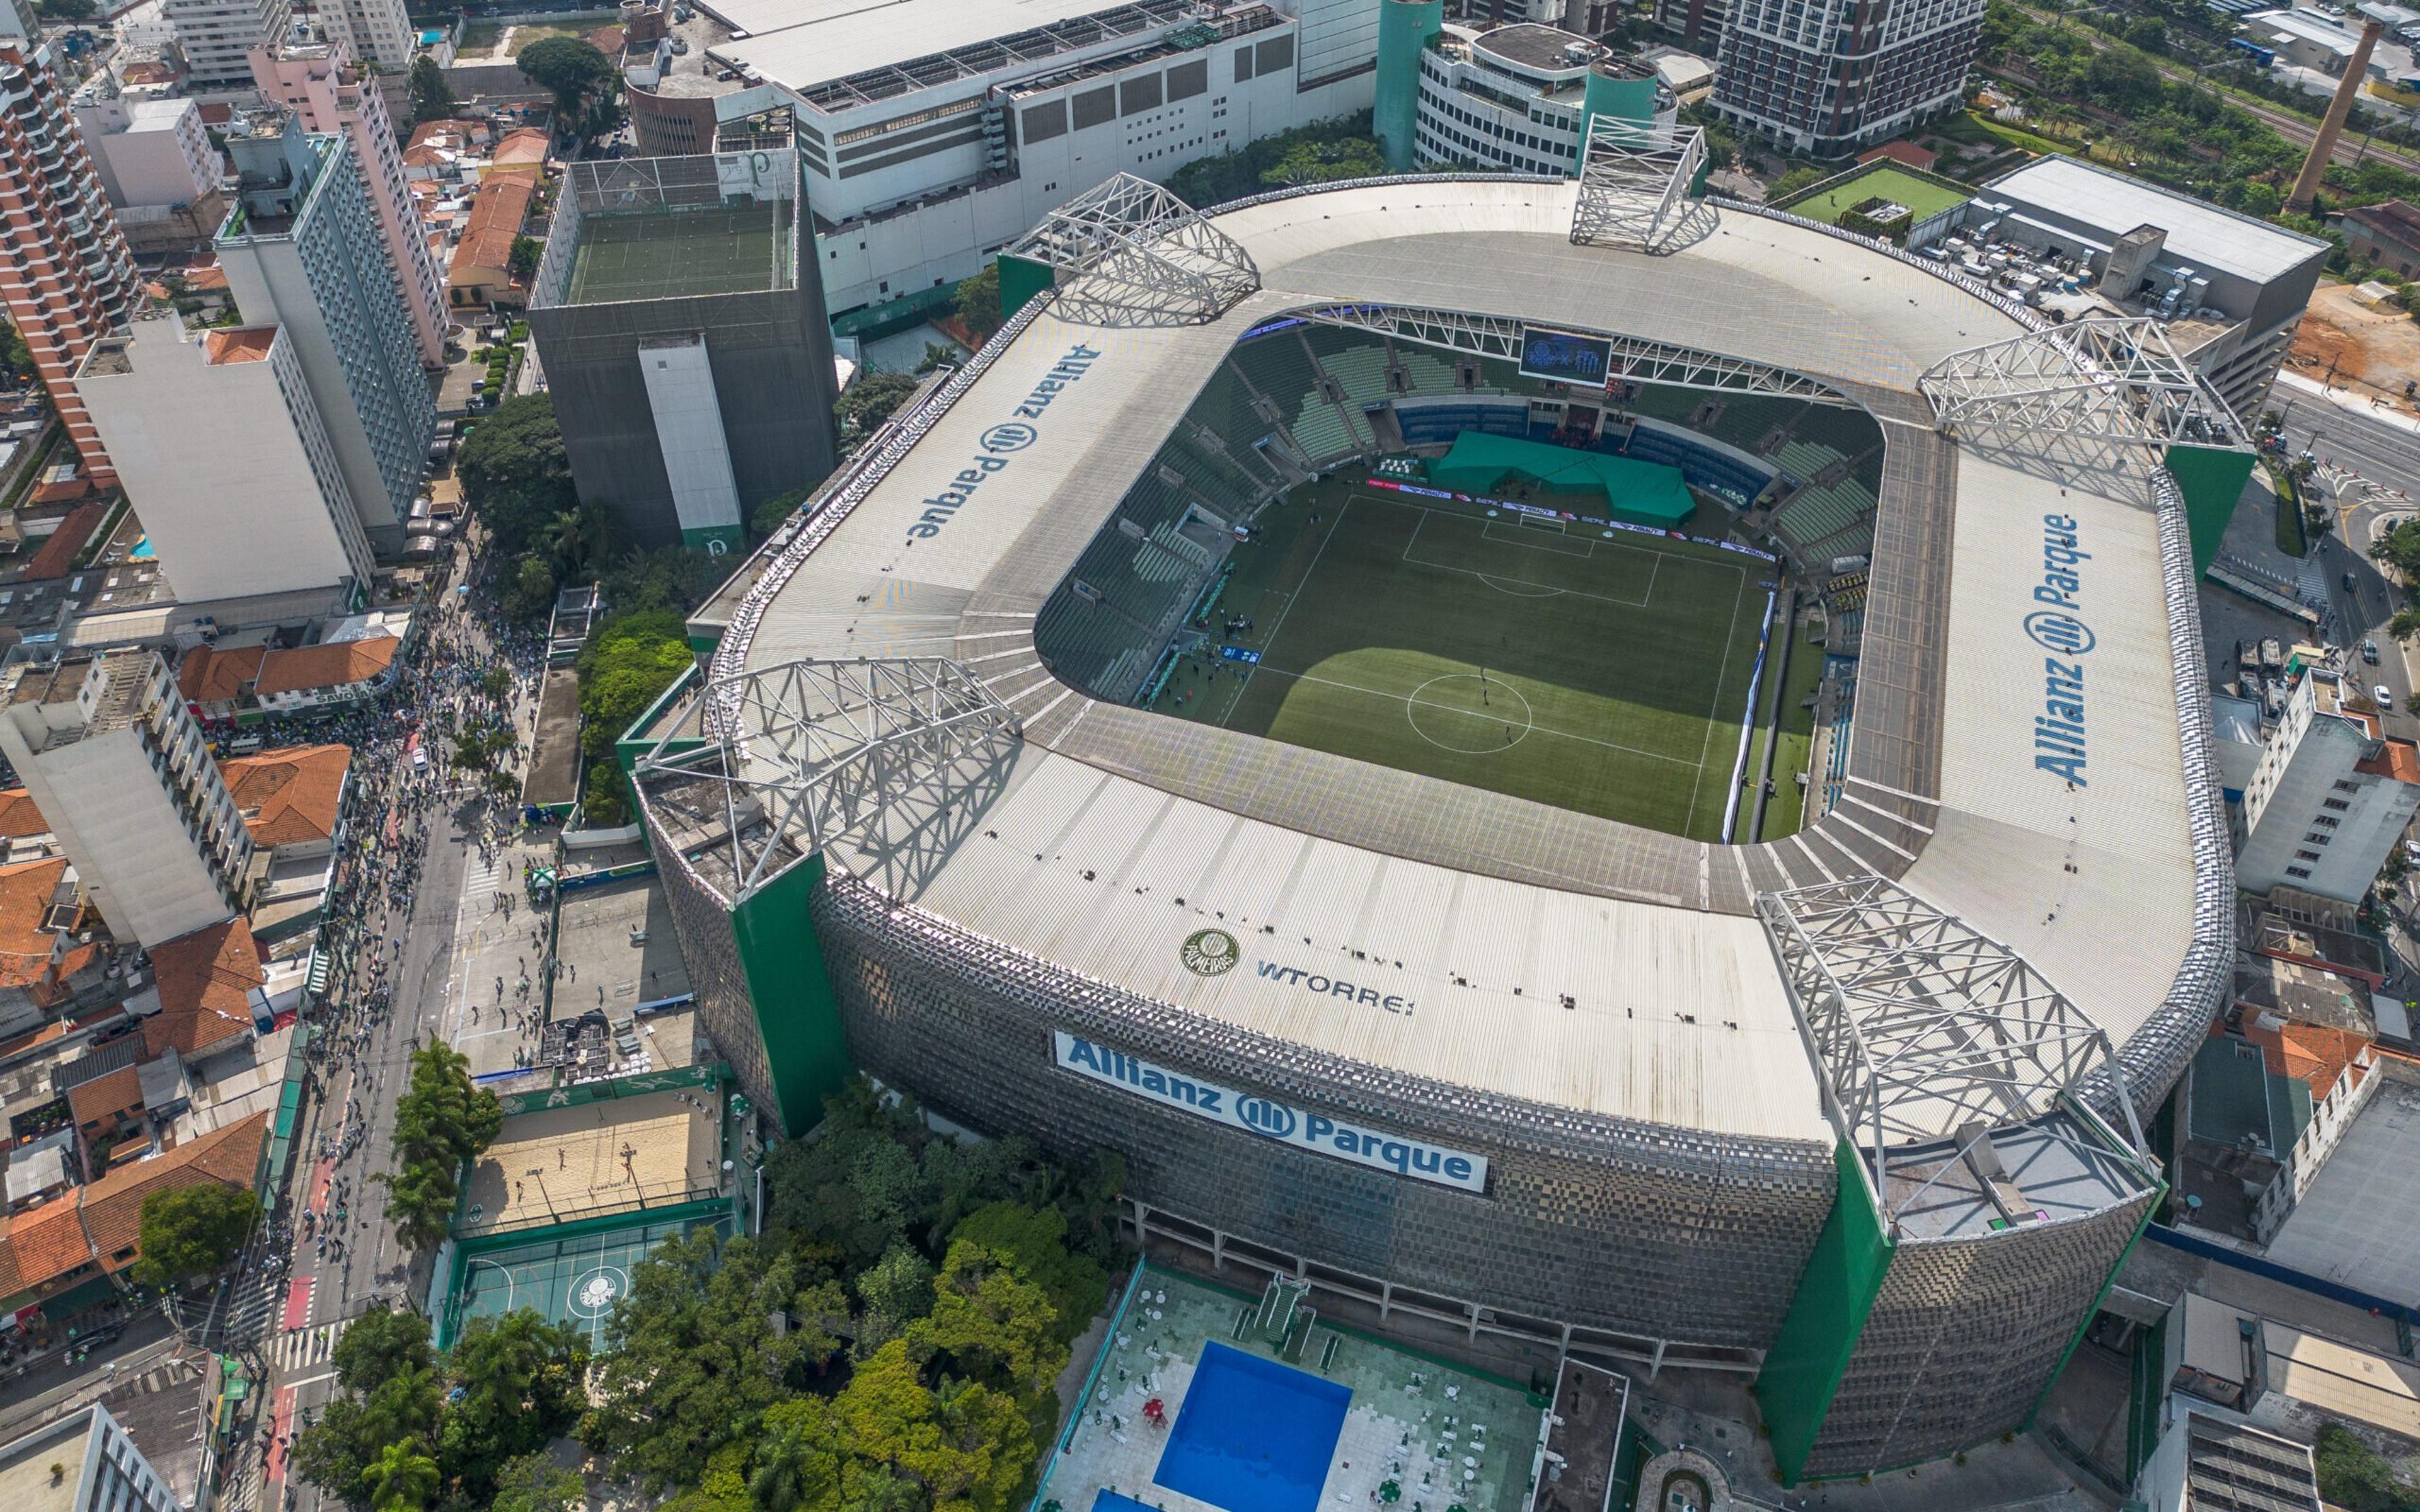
[517,38,624,140]
[406,56,459,128]
[378,1041,502,1249]
[1167,111,1378,209]
[132,1183,258,1289]
[456,394,577,559]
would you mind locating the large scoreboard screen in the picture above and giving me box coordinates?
[1518,326,1613,386]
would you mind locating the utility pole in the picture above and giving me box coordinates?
[2286,18,2387,213]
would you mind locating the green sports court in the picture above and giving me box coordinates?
[564,204,795,306]
[1157,472,1775,842]
[439,1203,730,1348]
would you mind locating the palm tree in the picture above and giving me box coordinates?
[363,1441,440,1512]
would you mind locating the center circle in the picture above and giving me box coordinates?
[1405,674,1534,754]
[570,1265,628,1317]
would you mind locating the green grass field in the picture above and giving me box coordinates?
[566,205,792,306]
[1156,478,1775,840]
[1782,163,1971,227]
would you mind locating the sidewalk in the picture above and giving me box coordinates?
[2276,369,2420,440]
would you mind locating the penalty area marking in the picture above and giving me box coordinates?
[1406,673,1534,753]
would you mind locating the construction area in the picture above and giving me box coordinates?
[2285,282,2420,411]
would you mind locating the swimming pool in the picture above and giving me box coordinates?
[1155,1341,1351,1512]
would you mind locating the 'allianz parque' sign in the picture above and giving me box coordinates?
[1052,1031,1489,1194]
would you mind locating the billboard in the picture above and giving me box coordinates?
[1519,326,1614,386]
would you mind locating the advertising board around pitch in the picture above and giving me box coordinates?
[1052,1031,1489,1193]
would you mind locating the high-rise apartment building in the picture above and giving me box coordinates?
[219,113,435,554]
[250,40,447,366]
[0,18,139,491]
[69,93,228,253]
[312,0,412,71]
[75,312,374,604]
[1710,0,1983,157]
[163,0,291,90]
[2237,669,2420,903]
[0,649,254,949]
[0,1404,184,1512]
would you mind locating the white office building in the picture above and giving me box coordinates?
[696,0,1376,323]
[0,650,254,949]
[311,0,412,72]
[1411,24,1673,175]
[0,1404,185,1512]
[2237,668,2420,903]
[163,0,291,89]
[74,312,374,605]
[71,96,217,210]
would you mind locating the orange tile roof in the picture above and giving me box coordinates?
[2357,738,2420,784]
[0,788,49,841]
[185,266,228,291]
[202,327,276,365]
[0,1198,93,1296]
[253,635,399,697]
[407,118,488,152]
[142,917,261,1060]
[67,1063,142,1128]
[0,856,65,992]
[26,501,105,581]
[220,743,350,848]
[491,128,549,169]
[77,1111,269,1275]
[1859,139,1939,171]
[176,643,267,706]
[449,173,536,284]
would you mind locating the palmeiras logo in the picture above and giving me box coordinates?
[1180,928,1240,977]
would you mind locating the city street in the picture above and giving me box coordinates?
[210,536,558,1512]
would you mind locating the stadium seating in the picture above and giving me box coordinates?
[1620,425,1775,507]
[1624,384,1704,425]
[1228,333,1342,454]
[1395,346,1461,397]
[1397,402,1528,446]
[1305,328,1394,408]
[1163,432,1267,515]
[1700,396,1802,454]
[1782,403,1883,464]
[1773,479,1877,558]
[1187,362,1277,456]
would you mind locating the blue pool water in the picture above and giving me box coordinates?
[1092,1494,1155,1512]
[1155,1342,1350,1512]
[129,536,154,559]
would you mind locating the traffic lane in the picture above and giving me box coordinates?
[2276,392,2420,495]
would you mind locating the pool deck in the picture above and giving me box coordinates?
[1046,1266,1545,1512]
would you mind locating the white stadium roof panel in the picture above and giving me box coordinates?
[735,177,2212,1146]
[704,0,1127,88]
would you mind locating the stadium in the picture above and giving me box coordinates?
[635,146,2247,1482]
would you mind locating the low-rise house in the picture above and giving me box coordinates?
[251,634,402,714]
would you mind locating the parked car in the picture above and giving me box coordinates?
[2377,684,2395,706]
[2364,640,2381,665]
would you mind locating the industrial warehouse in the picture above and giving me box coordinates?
[633,141,2249,1484]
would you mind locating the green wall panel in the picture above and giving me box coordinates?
[1755,1143,1896,1484]
[2164,445,2257,580]
[729,853,853,1137]
[999,255,1056,324]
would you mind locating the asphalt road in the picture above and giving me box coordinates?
[2270,387,2420,737]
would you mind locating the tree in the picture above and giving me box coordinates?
[331,1306,437,1391]
[908,1239,1063,1402]
[954,261,1003,342]
[437,1312,590,1501]
[575,609,693,777]
[35,0,96,18]
[1260,135,1384,187]
[947,1203,1107,1348]
[751,487,812,544]
[851,1247,936,1356]
[517,37,622,142]
[1764,164,1829,202]
[379,1041,502,1251]
[406,56,459,129]
[507,236,542,280]
[488,1454,587,1512]
[0,320,32,383]
[456,394,575,558]
[364,1442,441,1512]
[500,553,557,626]
[580,1231,844,1491]
[2313,1423,2420,1512]
[131,1183,258,1289]
[834,372,922,442]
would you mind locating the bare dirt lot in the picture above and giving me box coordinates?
[2288,282,2420,403]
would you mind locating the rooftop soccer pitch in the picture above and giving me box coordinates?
[563,203,795,305]
[1156,474,1777,842]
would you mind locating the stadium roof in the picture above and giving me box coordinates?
[712,178,2211,1147]
[703,0,1160,94]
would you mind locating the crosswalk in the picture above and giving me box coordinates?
[118,1353,203,1397]
[264,1317,351,1375]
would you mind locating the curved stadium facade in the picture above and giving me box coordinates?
[635,169,2245,1481]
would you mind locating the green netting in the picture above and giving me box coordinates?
[1426,433,1693,524]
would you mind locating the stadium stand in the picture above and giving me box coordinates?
[1165,430,1269,514]
[1397,400,1529,445]
[1781,403,1883,464]
[1230,332,1363,464]
[1773,480,1878,558]
[1187,362,1278,461]
[1394,345,1461,397]
[1700,396,1801,454]
[1035,462,1229,701]
[1622,422,1775,507]
[1624,384,1705,425]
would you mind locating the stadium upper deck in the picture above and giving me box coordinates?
[727,177,2206,1147]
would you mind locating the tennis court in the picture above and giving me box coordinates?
[447,1210,727,1347]
[565,204,793,306]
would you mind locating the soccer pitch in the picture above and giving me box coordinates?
[564,204,793,306]
[1162,483,1774,840]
